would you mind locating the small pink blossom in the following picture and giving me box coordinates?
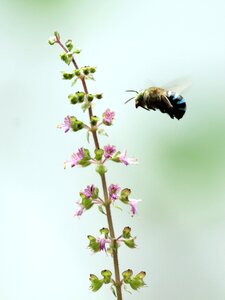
[64,148,85,168]
[83,185,96,198]
[104,144,116,159]
[108,184,121,200]
[129,199,141,216]
[58,115,72,133]
[74,202,85,217]
[103,109,115,126]
[96,234,111,251]
[119,150,138,166]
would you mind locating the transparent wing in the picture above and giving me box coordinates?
[162,76,192,93]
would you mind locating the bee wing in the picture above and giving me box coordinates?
[163,76,192,93]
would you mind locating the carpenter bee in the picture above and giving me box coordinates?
[125,85,187,120]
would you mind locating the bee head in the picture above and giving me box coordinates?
[125,90,144,108]
[135,92,144,108]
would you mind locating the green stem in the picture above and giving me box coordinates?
[57,38,123,300]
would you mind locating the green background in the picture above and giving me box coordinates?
[0,0,225,299]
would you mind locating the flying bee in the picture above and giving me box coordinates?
[125,85,187,120]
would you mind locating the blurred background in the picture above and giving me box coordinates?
[0,0,225,299]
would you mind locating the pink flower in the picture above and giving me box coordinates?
[83,185,96,198]
[108,184,121,200]
[74,202,85,217]
[58,115,72,133]
[103,109,115,126]
[71,148,85,167]
[64,148,85,168]
[119,150,138,166]
[128,199,141,216]
[104,144,116,159]
[96,234,111,251]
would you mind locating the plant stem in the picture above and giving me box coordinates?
[57,39,123,300]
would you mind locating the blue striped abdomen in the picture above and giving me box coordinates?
[167,90,187,120]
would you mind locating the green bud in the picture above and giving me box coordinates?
[124,238,136,249]
[82,66,90,75]
[74,48,81,54]
[68,94,78,105]
[71,119,84,132]
[130,272,146,290]
[78,148,91,167]
[54,31,60,39]
[62,72,75,80]
[48,37,56,45]
[90,66,96,73]
[60,52,73,65]
[87,94,94,102]
[92,187,99,199]
[87,235,101,252]
[101,270,112,284]
[122,226,131,239]
[122,269,133,283]
[74,69,81,77]
[120,188,131,204]
[111,151,121,162]
[76,91,85,103]
[81,197,93,209]
[65,39,74,51]
[91,115,100,126]
[95,93,103,99]
[89,274,103,292]
[94,149,104,161]
[96,164,107,176]
[100,227,109,237]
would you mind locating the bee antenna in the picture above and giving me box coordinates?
[124,96,135,104]
[125,90,138,94]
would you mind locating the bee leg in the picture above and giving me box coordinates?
[162,95,173,109]
[161,95,175,118]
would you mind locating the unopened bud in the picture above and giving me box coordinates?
[95,93,103,99]
[65,39,74,51]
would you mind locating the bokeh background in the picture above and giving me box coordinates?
[1,0,225,299]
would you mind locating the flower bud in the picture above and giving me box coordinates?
[90,66,96,73]
[87,94,94,102]
[82,66,90,75]
[74,48,81,54]
[71,118,84,132]
[96,164,107,176]
[95,93,103,99]
[88,235,100,252]
[74,69,81,77]
[122,269,133,283]
[100,227,109,237]
[48,37,56,45]
[101,270,112,284]
[68,94,78,105]
[95,149,104,161]
[120,188,131,203]
[54,31,60,39]
[65,39,74,51]
[89,274,103,292]
[60,52,73,65]
[122,226,131,239]
[124,238,136,249]
[76,91,85,103]
[130,271,146,290]
[91,115,100,126]
[62,72,75,80]
[81,197,93,209]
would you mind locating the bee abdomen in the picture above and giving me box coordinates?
[167,90,186,120]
